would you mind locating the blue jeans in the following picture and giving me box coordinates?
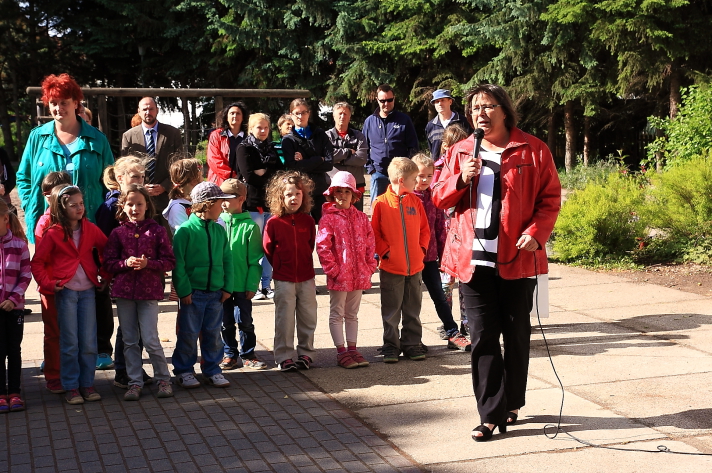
[56,288,97,390]
[172,290,224,377]
[370,171,390,206]
[113,326,143,371]
[249,211,273,290]
[222,292,257,359]
[422,260,459,335]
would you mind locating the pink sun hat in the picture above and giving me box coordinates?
[324,171,363,199]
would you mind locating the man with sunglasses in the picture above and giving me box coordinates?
[363,84,419,205]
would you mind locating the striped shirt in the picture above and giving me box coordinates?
[471,150,502,268]
[0,230,31,310]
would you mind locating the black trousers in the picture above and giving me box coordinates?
[95,286,114,356]
[461,267,536,424]
[0,309,24,395]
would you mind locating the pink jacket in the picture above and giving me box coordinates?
[316,203,377,292]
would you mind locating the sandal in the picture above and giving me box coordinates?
[471,422,506,442]
[8,395,24,412]
[506,411,518,425]
[0,396,8,414]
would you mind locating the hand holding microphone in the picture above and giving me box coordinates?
[461,128,485,185]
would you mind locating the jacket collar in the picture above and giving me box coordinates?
[0,229,13,244]
[39,118,104,156]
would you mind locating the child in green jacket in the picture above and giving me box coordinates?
[172,182,235,389]
[218,179,267,370]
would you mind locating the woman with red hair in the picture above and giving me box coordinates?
[18,73,114,244]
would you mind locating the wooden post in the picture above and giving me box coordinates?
[181,98,190,149]
[215,96,223,126]
[97,95,111,142]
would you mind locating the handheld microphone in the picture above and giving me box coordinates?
[472,128,484,162]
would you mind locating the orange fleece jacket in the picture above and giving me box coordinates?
[371,185,430,276]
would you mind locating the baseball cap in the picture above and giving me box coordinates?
[220,178,246,197]
[190,181,235,204]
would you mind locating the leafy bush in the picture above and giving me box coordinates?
[552,172,648,264]
[647,85,712,167]
[557,158,620,190]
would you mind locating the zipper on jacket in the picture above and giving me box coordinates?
[205,220,213,291]
[292,215,298,283]
[399,195,411,275]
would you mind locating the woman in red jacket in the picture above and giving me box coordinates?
[207,102,249,185]
[432,84,561,442]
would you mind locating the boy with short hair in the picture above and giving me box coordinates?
[172,182,235,388]
[371,157,430,362]
[412,154,471,351]
[218,179,267,370]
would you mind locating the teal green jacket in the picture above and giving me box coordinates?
[221,211,263,293]
[173,213,234,298]
[17,119,114,244]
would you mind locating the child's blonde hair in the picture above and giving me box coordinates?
[42,171,72,195]
[440,124,469,155]
[412,153,434,170]
[103,155,146,190]
[248,113,271,131]
[266,171,314,217]
[0,199,26,243]
[169,158,202,200]
[191,200,218,215]
[387,157,419,183]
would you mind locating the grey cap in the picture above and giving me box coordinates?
[190,181,235,204]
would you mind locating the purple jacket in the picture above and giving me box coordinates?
[103,219,176,300]
[413,188,446,263]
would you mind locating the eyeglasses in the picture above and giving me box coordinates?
[378,98,394,104]
[292,111,310,116]
[471,104,502,114]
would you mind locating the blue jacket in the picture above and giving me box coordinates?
[425,112,472,161]
[95,189,121,237]
[18,119,114,243]
[362,110,418,174]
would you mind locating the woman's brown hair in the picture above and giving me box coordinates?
[169,158,203,200]
[464,84,519,130]
[0,199,26,243]
[265,171,314,217]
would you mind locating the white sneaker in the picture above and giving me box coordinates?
[253,291,266,300]
[177,372,200,389]
[206,373,230,388]
[264,288,275,299]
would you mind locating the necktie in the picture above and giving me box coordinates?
[145,129,156,183]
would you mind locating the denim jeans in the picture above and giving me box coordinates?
[172,290,224,377]
[55,288,97,390]
[115,299,170,387]
[222,292,256,359]
[422,260,458,335]
[369,171,390,206]
[113,326,143,371]
[249,211,273,290]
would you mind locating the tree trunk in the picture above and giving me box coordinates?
[564,100,576,172]
[583,116,591,166]
[0,86,17,162]
[547,110,556,160]
[12,70,22,159]
[669,60,682,120]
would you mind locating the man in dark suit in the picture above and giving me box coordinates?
[121,96,184,222]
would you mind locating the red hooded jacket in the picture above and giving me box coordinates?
[263,212,316,283]
[431,128,561,282]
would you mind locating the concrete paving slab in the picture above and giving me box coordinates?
[426,439,712,473]
[355,388,665,465]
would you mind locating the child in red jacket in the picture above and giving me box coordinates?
[316,172,376,369]
[371,158,430,363]
[31,185,108,405]
[263,171,317,372]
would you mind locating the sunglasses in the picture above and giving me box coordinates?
[378,98,394,104]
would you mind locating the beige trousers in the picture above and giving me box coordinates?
[273,279,318,364]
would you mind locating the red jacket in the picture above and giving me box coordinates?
[31,218,109,293]
[207,128,242,185]
[263,212,316,283]
[431,128,561,282]
[371,185,430,276]
[316,202,377,291]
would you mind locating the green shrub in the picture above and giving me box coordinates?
[194,140,208,164]
[647,85,712,167]
[552,172,648,264]
[558,159,621,190]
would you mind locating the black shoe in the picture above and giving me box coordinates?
[471,423,506,442]
[23,308,32,315]
[460,322,470,338]
[114,369,129,389]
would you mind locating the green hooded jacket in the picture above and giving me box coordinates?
[220,210,263,293]
[173,213,234,298]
